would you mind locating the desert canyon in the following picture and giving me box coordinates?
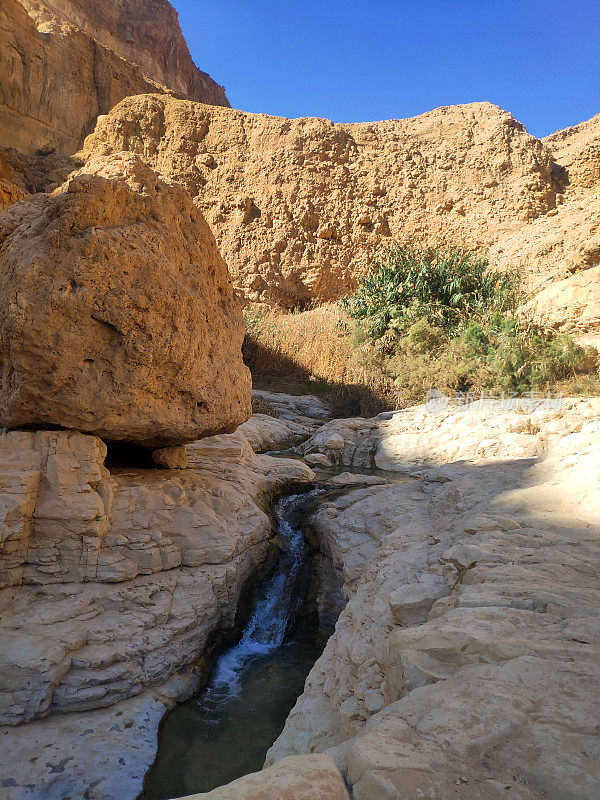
[0,1,599,799]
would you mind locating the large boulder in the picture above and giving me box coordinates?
[0,153,251,447]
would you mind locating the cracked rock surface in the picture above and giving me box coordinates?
[268,398,600,800]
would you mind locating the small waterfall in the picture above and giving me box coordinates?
[142,472,407,799]
[200,489,319,703]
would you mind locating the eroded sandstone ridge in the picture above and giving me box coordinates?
[266,398,600,799]
[0,0,228,155]
[0,152,250,446]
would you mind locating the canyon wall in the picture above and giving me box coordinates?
[82,95,560,307]
[1,2,597,320]
[0,0,228,155]
[80,96,599,315]
[491,111,600,293]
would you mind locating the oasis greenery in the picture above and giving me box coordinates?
[340,242,597,396]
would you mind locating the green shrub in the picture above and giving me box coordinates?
[447,317,596,393]
[340,241,598,398]
[340,241,521,338]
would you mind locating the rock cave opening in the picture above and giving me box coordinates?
[104,439,156,469]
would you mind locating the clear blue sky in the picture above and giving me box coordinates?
[175,0,599,138]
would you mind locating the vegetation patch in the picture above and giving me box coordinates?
[244,242,599,416]
[340,242,598,400]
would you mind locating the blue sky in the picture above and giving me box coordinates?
[175,0,599,138]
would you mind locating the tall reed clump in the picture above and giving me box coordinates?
[340,241,521,337]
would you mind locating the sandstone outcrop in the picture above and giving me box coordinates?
[544,111,600,193]
[81,95,560,307]
[490,111,600,297]
[0,152,251,447]
[0,0,228,156]
[18,0,228,106]
[490,187,600,293]
[267,397,600,799]
[0,427,313,798]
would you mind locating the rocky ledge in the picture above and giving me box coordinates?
[265,397,600,800]
[0,429,312,800]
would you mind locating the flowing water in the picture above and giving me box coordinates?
[141,488,326,800]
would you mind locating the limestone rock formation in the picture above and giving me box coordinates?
[0,0,228,155]
[0,152,251,447]
[522,265,600,347]
[544,111,600,192]
[18,0,228,106]
[268,397,600,800]
[491,111,600,297]
[238,390,331,452]
[188,754,349,800]
[81,95,559,307]
[0,152,29,212]
[490,188,600,293]
[0,428,313,798]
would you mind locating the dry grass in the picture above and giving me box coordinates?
[243,305,398,417]
[244,304,600,418]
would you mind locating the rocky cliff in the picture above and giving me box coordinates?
[0,0,228,155]
[267,398,600,800]
[82,95,561,307]
[0,429,313,798]
[491,111,600,292]
[81,95,599,316]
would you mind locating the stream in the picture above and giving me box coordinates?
[141,487,327,799]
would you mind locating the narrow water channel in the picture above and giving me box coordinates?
[141,488,326,800]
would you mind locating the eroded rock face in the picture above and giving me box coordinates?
[267,398,600,800]
[0,0,228,156]
[544,111,600,193]
[81,95,559,307]
[18,0,229,106]
[0,152,29,212]
[491,112,600,297]
[0,427,313,798]
[0,153,251,447]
